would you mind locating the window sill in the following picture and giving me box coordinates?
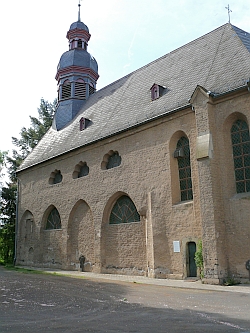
[230,192,250,201]
[172,200,193,208]
[44,228,63,232]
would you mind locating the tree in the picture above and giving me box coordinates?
[12,98,57,159]
[0,151,7,183]
[0,98,56,264]
[0,184,16,263]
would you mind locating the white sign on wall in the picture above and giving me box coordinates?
[173,241,180,253]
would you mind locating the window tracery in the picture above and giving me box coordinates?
[109,195,140,224]
[231,119,250,193]
[45,207,61,230]
[175,136,193,201]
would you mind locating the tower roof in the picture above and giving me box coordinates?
[69,21,89,33]
[57,49,98,73]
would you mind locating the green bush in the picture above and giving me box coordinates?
[194,240,204,278]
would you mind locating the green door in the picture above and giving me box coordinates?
[188,242,197,277]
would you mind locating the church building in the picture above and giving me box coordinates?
[16,5,250,284]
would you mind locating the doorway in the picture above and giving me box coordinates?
[187,242,197,277]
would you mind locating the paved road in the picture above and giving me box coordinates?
[1,266,250,333]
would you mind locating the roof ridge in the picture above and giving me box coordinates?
[231,24,250,53]
[97,23,233,93]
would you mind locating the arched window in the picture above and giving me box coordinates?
[175,136,193,201]
[78,164,89,178]
[49,170,62,185]
[109,195,140,224]
[231,119,250,193]
[61,80,71,99]
[77,39,83,48]
[101,150,122,170]
[72,161,89,179]
[107,152,121,169]
[46,208,61,230]
[75,79,86,99]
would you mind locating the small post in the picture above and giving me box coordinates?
[246,260,250,281]
[79,255,85,272]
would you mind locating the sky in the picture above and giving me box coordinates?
[1,0,250,155]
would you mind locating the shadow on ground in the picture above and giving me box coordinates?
[0,266,249,333]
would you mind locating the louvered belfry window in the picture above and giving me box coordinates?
[231,119,250,193]
[89,84,95,95]
[62,80,71,99]
[75,79,86,99]
[176,136,193,201]
[109,196,140,224]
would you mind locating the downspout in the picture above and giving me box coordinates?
[145,210,148,276]
[147,191,155,278]
[14,176,19,266]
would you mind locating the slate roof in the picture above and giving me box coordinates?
[57,49,98,73]
[18,23,250,172]
[69,21,89,32]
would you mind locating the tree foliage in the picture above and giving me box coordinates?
[0,98,56,264]
[12,98,57,159]
[194,240,204,279]
[0,183,16,263]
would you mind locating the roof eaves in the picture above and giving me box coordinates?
[17,102,191,173]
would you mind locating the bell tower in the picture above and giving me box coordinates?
[54,2,99,130]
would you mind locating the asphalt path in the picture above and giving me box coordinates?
[1,266,250,333]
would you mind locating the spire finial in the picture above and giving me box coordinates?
[78,0,82,22]
[225,4,232,23]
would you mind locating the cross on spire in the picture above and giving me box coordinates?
[225,4,232,23]
[78,0,82,22]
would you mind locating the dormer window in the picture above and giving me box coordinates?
[79,117,90,131]
[151,84,159,100]
[150,83,166,101]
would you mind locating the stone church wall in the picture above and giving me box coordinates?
[16,91,250,281]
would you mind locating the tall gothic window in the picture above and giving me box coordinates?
[46,208,61,230]
[175,136,193,201]
[231,119,250,193]
[109,196,140,224]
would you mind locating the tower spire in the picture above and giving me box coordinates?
[78,0,82,22]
